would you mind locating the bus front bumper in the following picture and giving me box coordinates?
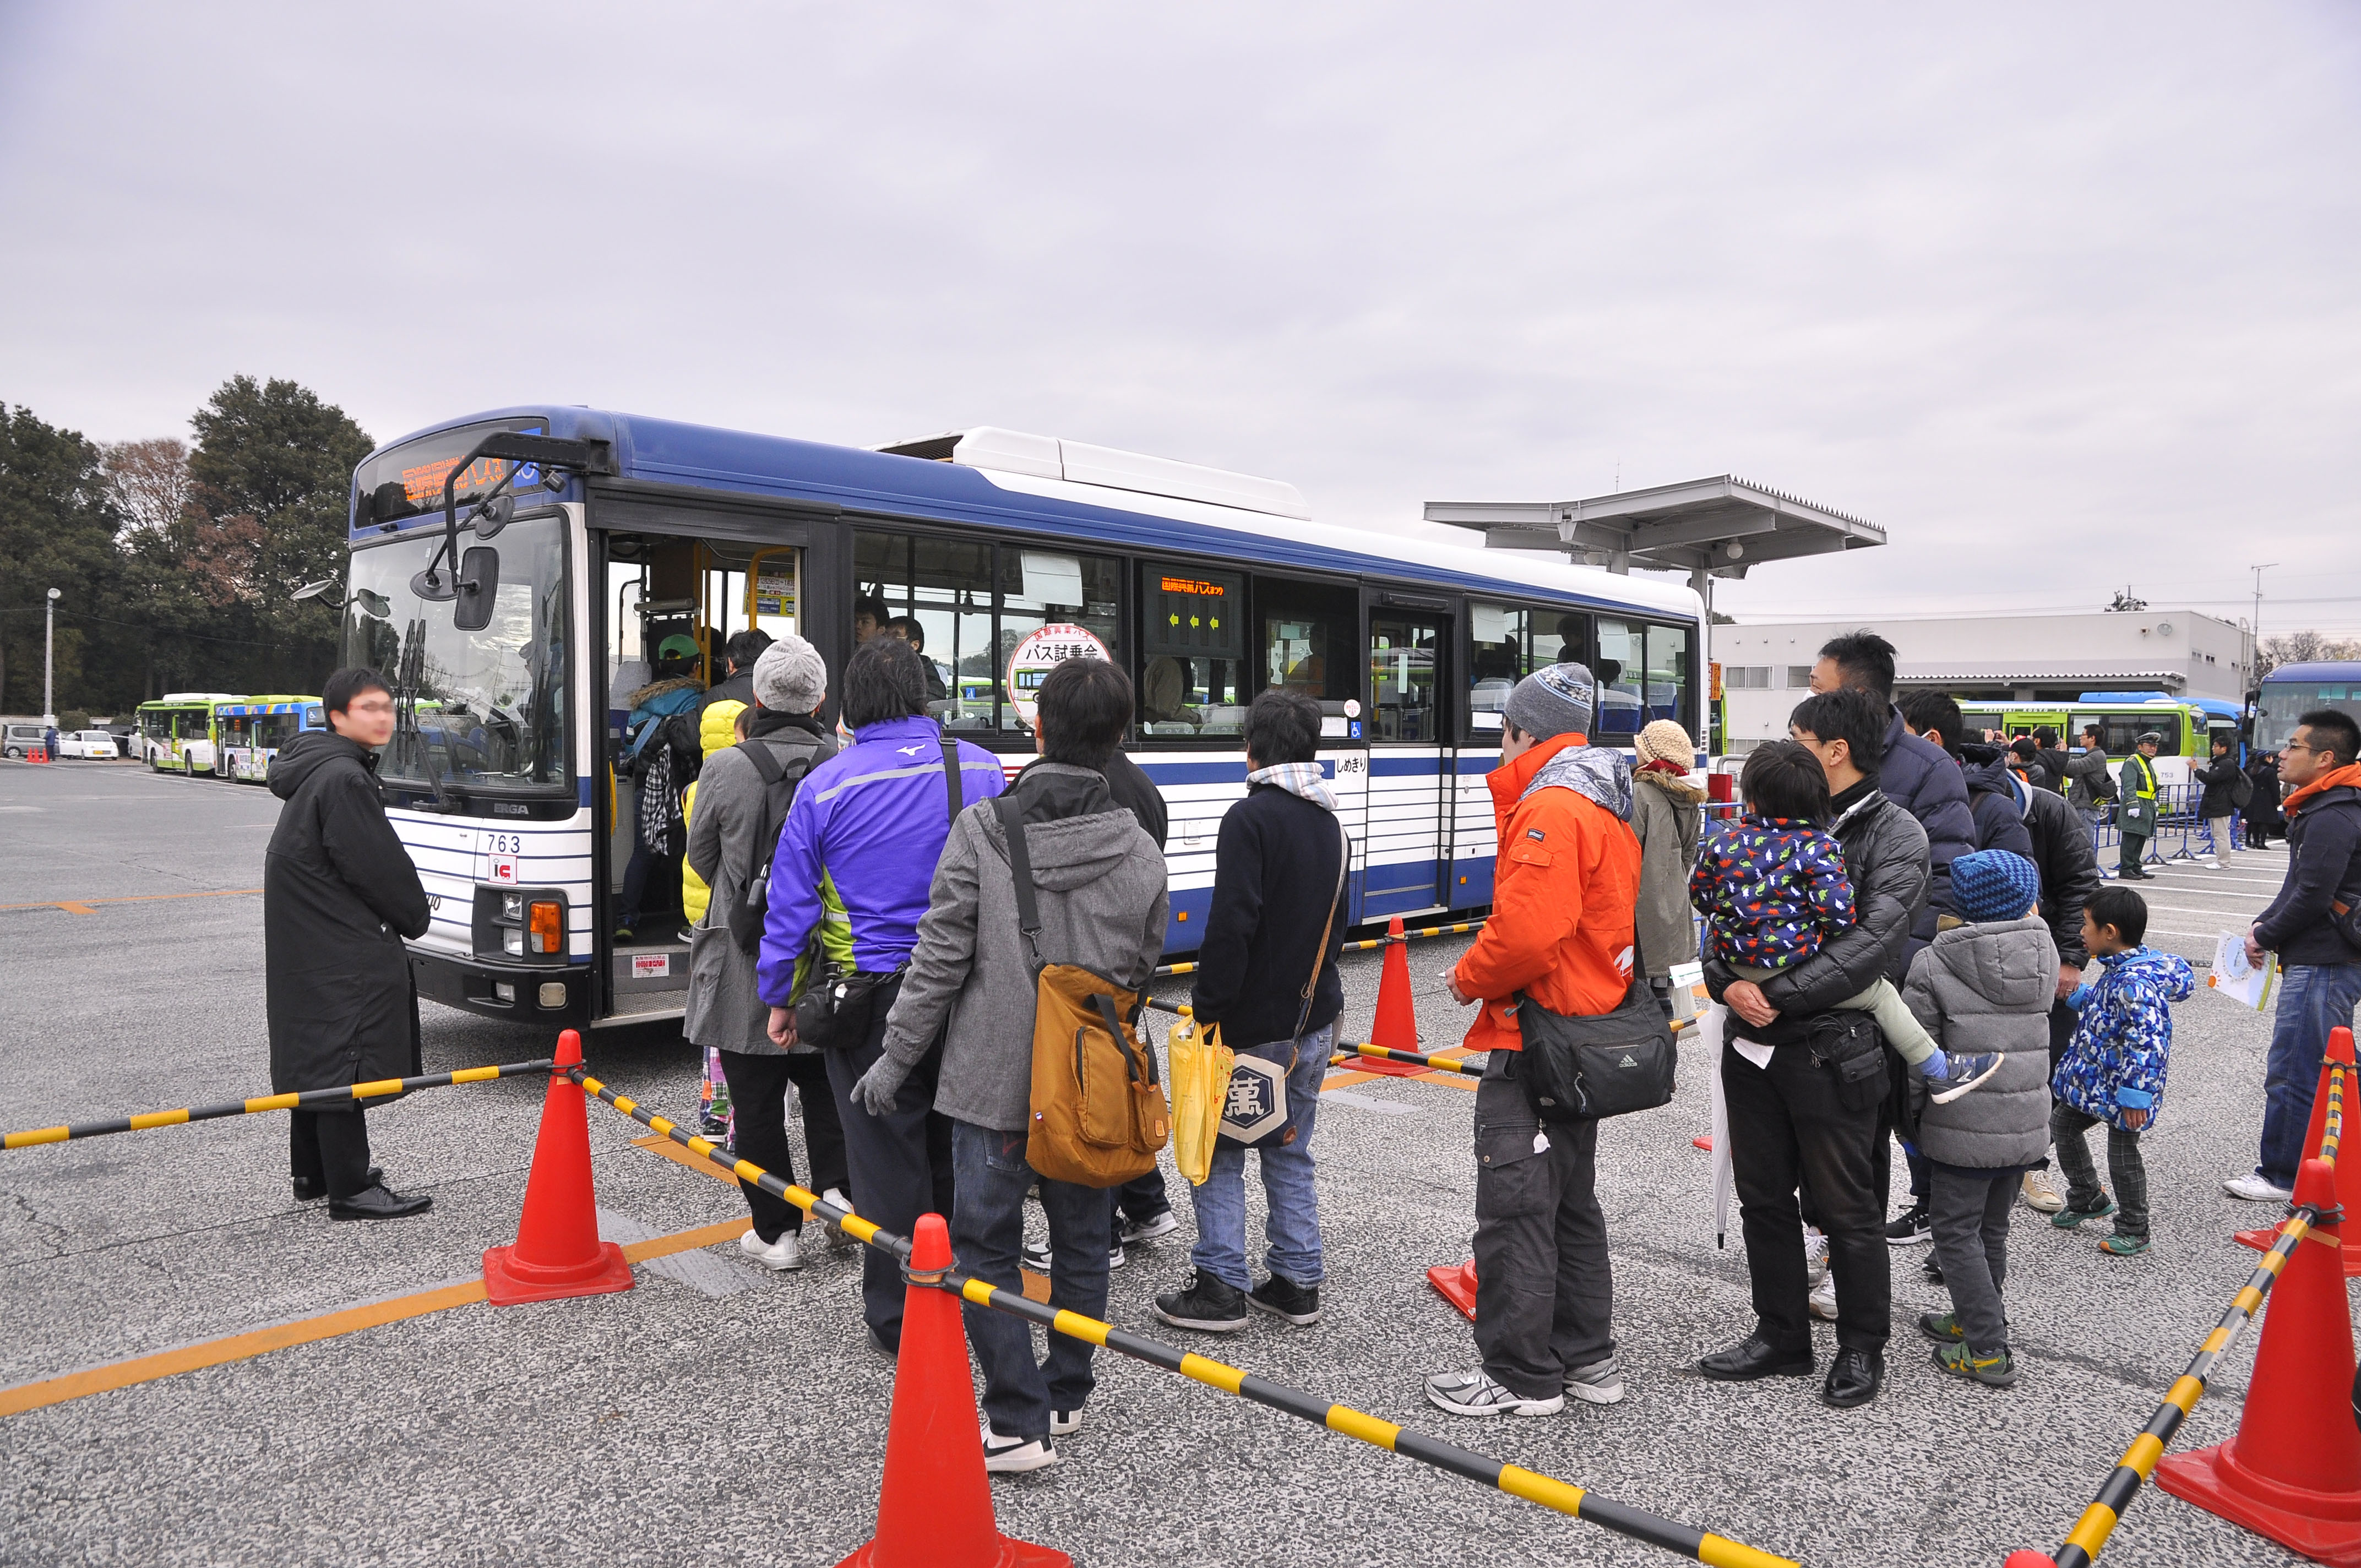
[407,948,590,1026]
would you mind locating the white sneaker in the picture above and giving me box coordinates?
[1423,1366,1564,1419]
[1117,1210,1179,1246]
[1051,1408,1084,1437]
[1563,1357,1625,1406]
[820,1188,857,1249]
[2224,1173,2294,1202]
[739,1227,803,1272]
[2020,1171,2066,1214]
[1808,1275,1839,1322]
[1021,1239,1125,1272]
[1802,1227,1830,1288]
[982,1425,1058,1473]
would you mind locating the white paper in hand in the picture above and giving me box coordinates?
[2209,931,2279,1010]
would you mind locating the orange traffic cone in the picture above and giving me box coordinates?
[1355,916,1428,1077]
[2235,1026,2361,1273]
[1427,1259,1478,1321]
[482,1029,635,1306]
[26,745,47,765]
[2156,1156,2361,1564]
[836,1213,1069,1568]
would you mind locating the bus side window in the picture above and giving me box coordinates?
[1253,576,1358,706]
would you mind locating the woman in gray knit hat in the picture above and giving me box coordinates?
[683,633,848,1272]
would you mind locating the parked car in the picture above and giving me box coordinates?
[3,722,48,759]
[58,729,119,759]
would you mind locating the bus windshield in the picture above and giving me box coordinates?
[2257,678,2357,753]
[343,512,570,793]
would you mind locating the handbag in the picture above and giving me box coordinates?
[1514,931,1677,1124]
[1218,815,1351,1150]
[1166,1012,1232,1185]
[1000,795,1169,1188]
[795,733,962,1049]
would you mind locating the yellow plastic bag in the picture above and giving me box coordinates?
[1166,1011,1233,1186]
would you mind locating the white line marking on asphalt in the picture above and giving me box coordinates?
[1322,1089,1421,1115]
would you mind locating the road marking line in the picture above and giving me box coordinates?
[0,1217,748,1419]
[0,889,263,914]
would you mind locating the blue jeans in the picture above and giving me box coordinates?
[2259,963,2361,1188]
[949,1120,1110,1439]
[1187,1021,1332,1291]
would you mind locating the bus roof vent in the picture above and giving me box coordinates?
[876,426,1311,520]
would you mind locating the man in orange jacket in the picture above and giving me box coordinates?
[1426,663,1642,1419]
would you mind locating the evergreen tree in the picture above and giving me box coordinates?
[0,404,122,715]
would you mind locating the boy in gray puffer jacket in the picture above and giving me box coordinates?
[1901,850,2060,1390]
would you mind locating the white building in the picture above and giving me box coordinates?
[1715,607,2254,750]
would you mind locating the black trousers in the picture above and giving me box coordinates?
[1471,1054,1614,1400]
[717,1049,851,1243]
[290,1107,372,1200]
[823,976,955,1351]
[1723,1040,1890,1357]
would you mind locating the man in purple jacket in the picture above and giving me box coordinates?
[758,636,1005,1353]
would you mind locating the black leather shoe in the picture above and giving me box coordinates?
[294,1167,383,1202]
[1821,1347,1884,1408]
[328,1183,433,1221]
[1697,1332,1814,1381]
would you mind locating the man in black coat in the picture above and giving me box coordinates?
[2246,750,2284,848]
[266,668,435,1219]
[2194,736,2248,859]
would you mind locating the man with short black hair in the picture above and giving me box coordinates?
[853,595,890,645]
[1701,685,1927,1410]
[1157,689,1351,1338]
[2031,727,2067,795]
[693,628,775,726]
[264,668,435,1220]
[2195,734,2246,858]
[2227,708,2361,1203]
[881,616,950,703]
[869,656,1168,1472]
[758,636,1007,1353]
[2067,723,2112,842]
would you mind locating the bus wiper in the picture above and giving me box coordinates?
[409,433,606,608]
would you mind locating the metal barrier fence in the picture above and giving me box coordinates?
[1,1059,557,1150]
[568,1064,1797,1568]
[2032,1063,2346,1568]
[2086,783,2239,872]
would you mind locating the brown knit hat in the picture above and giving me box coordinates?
[1634,719,1694,769]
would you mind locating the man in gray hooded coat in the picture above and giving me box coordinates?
[857,656,1168,1475]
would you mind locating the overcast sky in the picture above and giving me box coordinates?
[3,3,2355,634]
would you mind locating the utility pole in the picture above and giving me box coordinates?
[2250,563,2277,679]
[43,587,59,725]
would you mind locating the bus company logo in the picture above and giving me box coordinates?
[489,856,517,884]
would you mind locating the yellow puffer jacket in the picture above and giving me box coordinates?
[681,700,748,926]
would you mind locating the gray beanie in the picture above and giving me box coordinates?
[752,634,827,714]
[1505,661,1596,742]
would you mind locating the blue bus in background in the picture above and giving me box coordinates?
[2256,661,2361,753]
[337,410,1705,1028]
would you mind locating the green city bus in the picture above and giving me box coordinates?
[1955,695,2210,788]
[135,693,237,775]
[215,696,324,783]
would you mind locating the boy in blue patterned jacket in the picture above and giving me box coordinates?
[2050,885,2195,1255]
[1691,742,2002,1103]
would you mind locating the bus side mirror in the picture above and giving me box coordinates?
[454,547,500,631]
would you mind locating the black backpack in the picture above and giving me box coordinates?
[726,739,813,957]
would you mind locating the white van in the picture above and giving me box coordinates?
[58,729,119,760]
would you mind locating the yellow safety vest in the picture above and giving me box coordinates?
[2126,754,2157,801]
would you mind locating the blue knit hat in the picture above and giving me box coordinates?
[1952,850,2040,924]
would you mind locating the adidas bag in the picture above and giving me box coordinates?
[1513,935,1676,1124]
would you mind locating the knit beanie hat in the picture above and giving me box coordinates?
[1951,849,2041,924]
[1634,719,1694,770]
[752,634,828,714]
[1504,662,1596,742]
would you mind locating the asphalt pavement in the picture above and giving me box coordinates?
[0,758,2327,1567]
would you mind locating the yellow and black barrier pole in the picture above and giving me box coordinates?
[1153,917,1487,978]
[1,1059,558,1150]
[2028,1065,2346,1568]
[571,1064,1796,1568]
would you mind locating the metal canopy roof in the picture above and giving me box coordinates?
[1424,475,1885,578]
[1893,664,2188,689]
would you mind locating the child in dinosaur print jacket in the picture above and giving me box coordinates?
[1690,741,1999,1102]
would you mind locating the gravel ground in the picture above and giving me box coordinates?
[0,758,2326,1568]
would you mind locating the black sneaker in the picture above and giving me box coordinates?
[1247,1274,1322,1326]
[1154,1269,1250,1332]
[1885,1202,1933,1246]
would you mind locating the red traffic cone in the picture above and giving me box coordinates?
[2156,1157,2361,1564]
[836,1213,1069,1568]
[2235,1027,2361,1273]
[2001,1554,2059,1568]
[1427,1259,1478,1321]
[1356,917,1428,1077]
[482,1030,635,1306]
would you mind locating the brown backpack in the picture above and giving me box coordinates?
[996,796,1169,1187]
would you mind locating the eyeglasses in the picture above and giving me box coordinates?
[2282,741,2316,755]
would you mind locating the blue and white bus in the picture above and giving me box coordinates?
[2256,660,2361,753]
[338,411,1704,1028]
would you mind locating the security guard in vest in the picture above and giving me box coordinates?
[2117,731,2163,880]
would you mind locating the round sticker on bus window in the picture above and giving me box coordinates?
[1005,623,1111,730]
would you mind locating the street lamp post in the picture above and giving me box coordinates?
[43,587,60,726]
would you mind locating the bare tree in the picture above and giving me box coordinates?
[2258,630,2361,678]
[100,438,195,538]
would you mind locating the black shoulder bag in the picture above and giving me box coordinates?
[1514,931,1678,1124]
[726,740,813,958]
[795,733,964,1049]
